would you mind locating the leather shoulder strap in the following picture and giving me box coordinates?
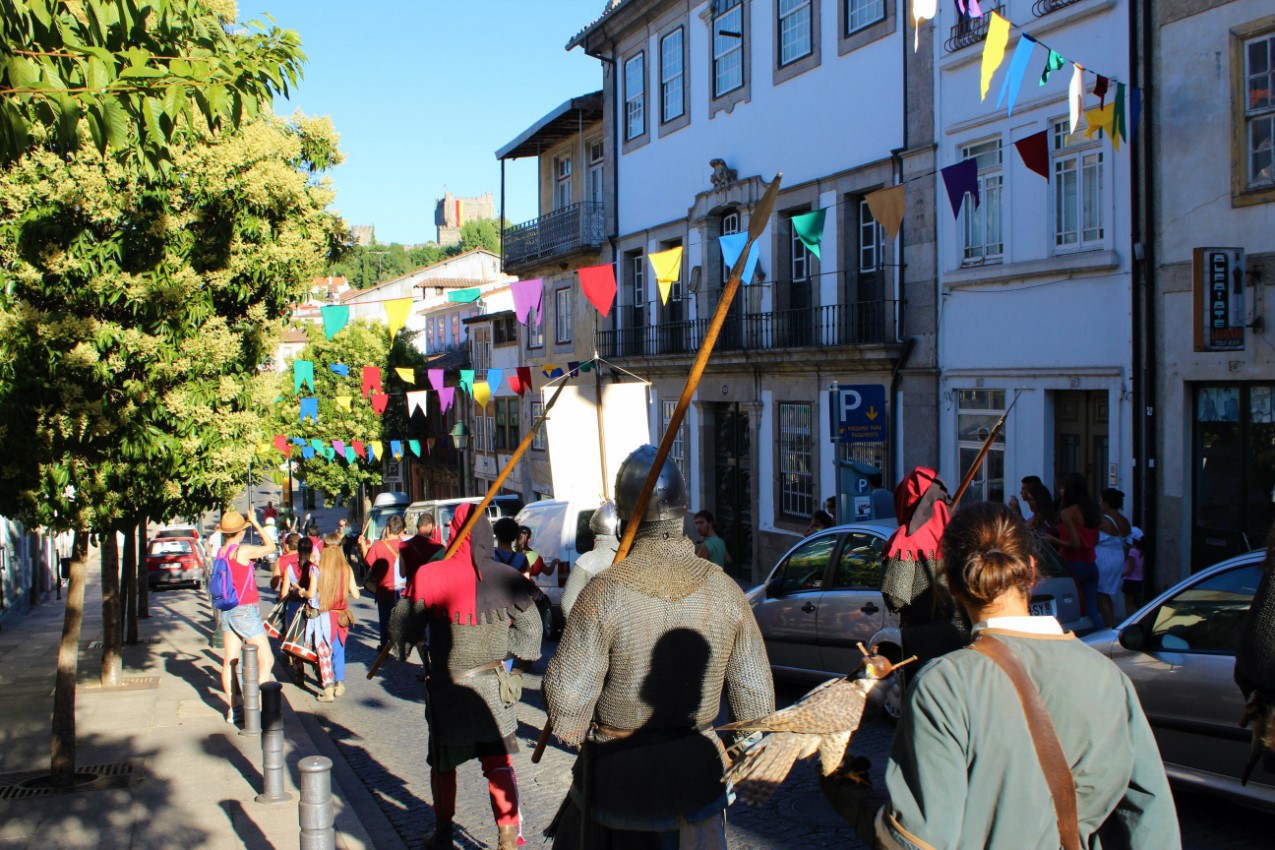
[970,635,1082,850]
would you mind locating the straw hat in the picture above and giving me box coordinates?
[216,510,249,535]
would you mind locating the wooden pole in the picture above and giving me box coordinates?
[593,348,610,500]
[949,389,1024,505]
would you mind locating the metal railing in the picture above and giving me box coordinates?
[944,5,1005,53]
[1032,0,1084,16]
[597,300,896,359]
[502,202,605,268]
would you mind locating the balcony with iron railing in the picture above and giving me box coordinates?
[1032,0,1084,16]
[598,299,897,360]
[944,5,1005,53]
[501,202,605,272]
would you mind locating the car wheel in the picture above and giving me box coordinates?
[876,643,906,725]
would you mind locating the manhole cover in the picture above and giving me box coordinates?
[0,762,136,800]
[531,767,573,788]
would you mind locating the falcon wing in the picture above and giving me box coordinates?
[719,678,868,736]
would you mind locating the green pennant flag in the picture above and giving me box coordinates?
[447,288,481,303]
[459,369,475,395]
[1039,49,1066,86]
[320,305,349,340]
[790,209,827,261]
[409,439,422,457]
[1112,82,1127,146]
[344,446,357,464]
[310,438,324,451]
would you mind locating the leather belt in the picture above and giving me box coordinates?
[451,660,505,681]
[590,721,712,741]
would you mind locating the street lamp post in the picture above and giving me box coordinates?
[450,421,470,498]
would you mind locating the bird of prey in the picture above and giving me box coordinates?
[718,645,913,805]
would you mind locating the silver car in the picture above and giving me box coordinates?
[1083,549,1275,811]
[746,521,1091,718]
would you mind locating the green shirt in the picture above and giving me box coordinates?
[700,534,727,567]
[881,629,1180,850]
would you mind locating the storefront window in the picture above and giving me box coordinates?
[956,389,1006,505]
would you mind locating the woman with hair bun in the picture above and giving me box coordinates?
[825,502,1180,850]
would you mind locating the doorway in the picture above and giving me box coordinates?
[711,403,752,581]
[1053,390,1109,494]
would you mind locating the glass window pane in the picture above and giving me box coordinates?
[831,532,884,589]
[1148,564,1261,653]
[776,535,835,594]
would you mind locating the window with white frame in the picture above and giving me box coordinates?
[495,398,520,451]
[845,0,885,34]
[527,314,545,349]
[720,209,740,285]
[661,400,688,481]
[779,0,813,66]
[956,390,1006,506]
[789,214,811,282]
[960,138,1003,263]
[1244,32,1275,189]
[625,53,645,140]
[628,250,645,310]
[779,402,814,517]
[474,413,487,455]
[859,198,884,272]
[1052,120,1104,251]
[471,327,491,376]
[555,287,573,344]
[661,28,684,123]
[713,0,744,97]
[486,411,496,452]
[555,155,572,210]
[588,141,604,204]
[531,401,546,450]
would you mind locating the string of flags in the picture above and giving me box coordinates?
[271,432,429,463]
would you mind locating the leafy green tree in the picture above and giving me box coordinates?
[459,217,504,253]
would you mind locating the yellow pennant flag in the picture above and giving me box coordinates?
[395,367,415,384]
[1082,103,1115,144]
[473,380,492,409]
[980,13,1011,102]
[648,246,683,306]
[335,395,352,411]
[369,440,383,461]
[384,298,413,342]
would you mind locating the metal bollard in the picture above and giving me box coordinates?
[255,682,292,805]
[238,643,261,737]
[298,756,336,850]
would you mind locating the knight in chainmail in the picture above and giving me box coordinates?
[542,445,775,849]
[560,501,619,622]
[389,503,542,850]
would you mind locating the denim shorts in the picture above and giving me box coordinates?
[220,603,265,640]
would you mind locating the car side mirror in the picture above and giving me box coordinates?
[1118,623,1147,652]
[766,578,783,599]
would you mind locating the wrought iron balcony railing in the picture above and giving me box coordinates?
[501,202,605,270]
[1033,0,1084,17]
[944,5,1005,53]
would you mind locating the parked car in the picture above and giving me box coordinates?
[403,496,525,547]
[145,537,205,590]
[1082,549,1275,812]
[155,526,209,567]
[514,498,604,635]
[745,521,1092,720]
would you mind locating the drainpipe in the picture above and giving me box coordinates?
[890,336,918,481]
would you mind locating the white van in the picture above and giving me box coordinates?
[515,498,607,634]
[403,496,524,547]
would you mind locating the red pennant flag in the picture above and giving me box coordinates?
[1014,130,1050,182]
[1094,75,1109,107]
[273,435,291,456]
[577,264,617,318]
[352,440,365,457]
[361,366,383,399]
[509,366,533,397]
[369,393,389,415]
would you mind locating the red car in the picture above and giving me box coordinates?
[146,536,205,590]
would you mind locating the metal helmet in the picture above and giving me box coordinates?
[589,501,620,537]
[614,444,687,523]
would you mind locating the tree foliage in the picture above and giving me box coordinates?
[0,0,305,170]
[324,219,505,290]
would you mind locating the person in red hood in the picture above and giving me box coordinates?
[394,504,541,850]
[879,467,970,669]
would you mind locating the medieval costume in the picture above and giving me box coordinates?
[559,501,620,622]
[879,467,969,668]
[543,445,774,849]
[391,504,542,850]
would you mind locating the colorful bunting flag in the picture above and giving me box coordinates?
[384,298,412,342]
[370,393,389,415]
[719,233,760,284]
[967,0,984,16]
[428,368,444,392]
[291,437,307,448]
[1014,131,1051,181]
[1082,102,1115,143]
[1068,62,1085,135]
[344,446,357,464]
[567,361,580,378]
[541,364,563,379]
[293,360,314,394]
[335,395,352,411]
[273,435,290,456]
[395,367,415,384]
[299,397,318,423]
[352,440,365,458]
[427,437,436,454]
[369,441,383,462]
[912,0,938,51]
[510,366,532,397]
[333,439,346,456]
[330,363,349,377]
[439,387,455,413]
[310,438,324,451]
[320,305,349,340]
[866,186,906,240]
[409,439,422,458]
[1094,75,1109,107]
[302,446,316,460]
[511,279,543,327]
[473,380,492,408]
[1128,86,1141,142]
[1113,82,1127,150]
[979,12,1010,102]
[577,265,618,317]
[459,369,475,395]
[486,368,504,394]
[579,360,595,373]
[1040,48,1066,86]
[391,440,403,460]
[647,247,684,306]
[790,210,827,261]
[321,446,336,462]
[940,159,980,218]
[448,288,481,304]
[362,366,382,399]
[996,35,1037,116]
[407,390,429,417]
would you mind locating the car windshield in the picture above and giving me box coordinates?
[150,540,192,555]
[1147,563,1261,653]
[519,505,564,558]
[157,528,198,539]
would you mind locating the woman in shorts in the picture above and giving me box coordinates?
[215,510,277,724]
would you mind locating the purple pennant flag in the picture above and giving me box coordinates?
[332,439,346,456]
[511,278,543,327]
[438,386,455,413]
[428,368,444,392]
[940,159,980,219]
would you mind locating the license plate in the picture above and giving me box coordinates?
[1029,598,1057,617]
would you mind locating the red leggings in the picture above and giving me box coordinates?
[431,755,518,826]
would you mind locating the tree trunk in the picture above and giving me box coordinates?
[100,529,122,687]
[51,531,89,787]
[123,519,138,645]
[137,515,149,619]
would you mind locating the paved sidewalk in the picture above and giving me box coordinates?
[0,549,385,850]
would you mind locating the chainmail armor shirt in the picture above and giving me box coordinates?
[560,533,618,621]
[543,519,775,830]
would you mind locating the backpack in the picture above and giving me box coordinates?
[209,545,251,611]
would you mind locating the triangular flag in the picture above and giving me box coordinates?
[979,12,1011,102]
[299,397,318,423]
[541,363,563,379]
[1014,131,1050,181]
[647,247,684,305]
[369,441,383,462]
[332,439,346,456]
[310,438,324,451]
[967,0,983,15]
[293,360,314,394]
[352,440,365,458]
[486,368,504,394]
[719,233,760,283]
[409,439,421,458]
[273,435,290,455]
[428,368,444,392]
[395,367,415,384]
[370,393,389,415]
[439,387,455,413]
[866,186,906,240]
[447,288,481,304]
[996,35,1036,116]
[302,446,316,460]
[1068,62,1085,135]
[512,279,543,327]
[1040,49,1066,86]
[335,395,352,411]
[941,159,980,218]
[427,437,436,454]
[1082,102,1115,142]
[790,210,826,260]
[1094,75,1109,107]
[459,370,475,395]
[473,380,492,408]
[577,265,618,317]
[391,440,403,460]
[578,360,595,373]
[329,363,349,377]
[1128,86,1141,142]
[362,366,383,399]
[321,446,336,462]
[344,446,357,464]
[1112,82,1127,149]
[912,0,938,52]
[510,366,532,397]
[384,298,412,343]
[291,437,307,448]
[567,361,580,378]
[320,305,349,340]
[407,390,429,417]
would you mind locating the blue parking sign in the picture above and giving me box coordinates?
[830,385,887,443]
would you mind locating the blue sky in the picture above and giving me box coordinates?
[252,1,606,245]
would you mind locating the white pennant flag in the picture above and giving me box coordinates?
[406,390,429,417]
[1069,62,1085,135]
